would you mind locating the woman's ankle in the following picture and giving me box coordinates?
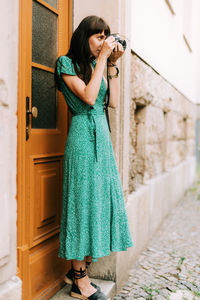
[85,256,92,263]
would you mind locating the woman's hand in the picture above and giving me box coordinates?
[98,36,117,60]
[108,42,124,64]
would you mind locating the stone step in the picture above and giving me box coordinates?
[50,279,116,300]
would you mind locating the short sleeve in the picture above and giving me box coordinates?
[57,55,77,76]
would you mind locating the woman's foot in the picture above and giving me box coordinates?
[74,274,97,298]
[64,258,101,291]
[70,266,107,299]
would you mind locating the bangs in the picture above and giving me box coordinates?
[88,17,110,37]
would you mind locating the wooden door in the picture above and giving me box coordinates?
[17,0,72,299]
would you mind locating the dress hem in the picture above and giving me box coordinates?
[58,243,134,262]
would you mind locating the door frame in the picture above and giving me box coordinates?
[17,0,72,296]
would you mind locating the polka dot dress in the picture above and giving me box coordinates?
[57,56,133,262]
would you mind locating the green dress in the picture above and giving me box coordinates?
[57,55,133,262]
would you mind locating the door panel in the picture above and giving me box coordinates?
[17,0,72,298]
[29,238,65,298]
[29,155,62,248]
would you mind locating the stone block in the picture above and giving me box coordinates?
[144,144,163,180]
[0,276,21,300]
[145,106,165,144]
[186,139,195,156]
[186,118,195,139]
[165,141,186,169]
[88,252,117,282]
[165,112,185,141]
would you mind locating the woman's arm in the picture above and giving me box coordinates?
[61,36,116,106]
[107,43,124,109]
[107,64,119,108]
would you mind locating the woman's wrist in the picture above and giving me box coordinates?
[108,57,118,64]
[97,54,107,65]
[107,60,117,67]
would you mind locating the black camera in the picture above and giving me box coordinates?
[109,34,127,50]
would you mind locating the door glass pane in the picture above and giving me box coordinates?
[44,0,57,9]
[32,0,57,68]
[31,67,57,129]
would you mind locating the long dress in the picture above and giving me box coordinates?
[57,55,133,262]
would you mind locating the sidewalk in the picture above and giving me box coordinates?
[113,177,200,300]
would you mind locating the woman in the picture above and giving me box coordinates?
[55,15,133,300]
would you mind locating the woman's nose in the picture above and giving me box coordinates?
[100,40,104,47]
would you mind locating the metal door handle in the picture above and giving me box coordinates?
[27,105,38,119]
[26,96,39,141]
[31,106,38,118]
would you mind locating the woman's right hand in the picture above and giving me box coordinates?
[99,36,117,59]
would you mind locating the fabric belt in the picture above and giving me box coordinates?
[71,108,105,162]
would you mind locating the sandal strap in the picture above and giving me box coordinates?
[73,267,87,279]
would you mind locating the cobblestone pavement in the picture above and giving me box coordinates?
[113,178,200,300]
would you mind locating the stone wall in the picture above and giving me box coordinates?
[129,53,196,192]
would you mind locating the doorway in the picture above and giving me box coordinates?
[17,0,72,298]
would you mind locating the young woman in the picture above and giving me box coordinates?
[55,15,133,300]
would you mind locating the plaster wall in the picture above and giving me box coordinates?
[0,0,21,299]
[131,0,200,104]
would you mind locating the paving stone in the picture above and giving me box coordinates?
[153,296,166,300]
[119,290,129,294]
[117,293,126,299]
[122,286,132,291]
[159,289,169,297]
[125,282,135,287]
[112,180,200,299]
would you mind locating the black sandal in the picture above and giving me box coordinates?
[70,267,107,300]
[64,262,101,291]
[64,267,74,285]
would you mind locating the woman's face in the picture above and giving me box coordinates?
[89,31,107,57]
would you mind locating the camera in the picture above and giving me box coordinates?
[109,33,127,50]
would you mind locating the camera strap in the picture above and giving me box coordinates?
[104,60,111,132]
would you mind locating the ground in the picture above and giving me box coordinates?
[113,172,200,300]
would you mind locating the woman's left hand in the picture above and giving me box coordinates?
[108,42,124,64]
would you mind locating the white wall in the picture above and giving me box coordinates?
[0,0,21,298]
[73,0,123,35]
[131,0,200,104]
